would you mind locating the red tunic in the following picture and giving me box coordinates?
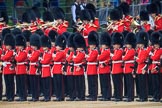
[123,48,135,74]
[108,20,124,35]
[40,51,52,78]
[111,48,123,74]
[52,21,69,35]
[142,22,151,32]
[28,50,40,75]
[1,49,15,75]
[66,51,74,75]
[93,17,100,30]
[154,15,162,31]
[97,48,111,74]
[136,48,148,74]
[123,15,133,32]
[86,49,98,75]
[73,50,85,76]
[52,50,65,74]
[15,50,27,75]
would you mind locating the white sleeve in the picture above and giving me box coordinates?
[80,5,84,10]
[71,5,76,23]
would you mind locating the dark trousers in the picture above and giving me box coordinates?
[53,74,64,100]
[16,74,27,100]
[124,73,134,100]
[66,75,75,99]
[99,73,112,99]
[151,74,160,100]
[137,74,148,100]
[42,77,51,100]
[112,73,123,99]
[148,71,153,96]
[74,75,85,99]
[123,75,127,97]
[160,73,162,98]
[0,73,2,100]
[29,75,40,100]
[63,75,68,96]
[87,75,98,99]
[27,75,31,94]
[4,74,15,100]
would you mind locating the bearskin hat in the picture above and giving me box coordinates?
[88,31,98,46]
[80,9,91,21]
[140,10,149,21]
[35,29,44,36]
[86,3,96,14]
[48,30,58,42]
[67,33,75,48]
[150,31,162,46]
[43,10,54,22]
[111,32,124,46]
[73,33,86,48]
[136,31,149,48]
[147,3,160,14]
[40,35,51,48]
[22,30,32,42]
[100,32,111,46]
[124,32,136,48]
[1,28,11,41]
[32,6,41,19]
[15,34,26,47]
[122,30,129,39]
[30,34,40,49]
[147,29,154,41]
[22,9,36,23]
[62,32,71,45]
[118,2,130,15]
[52,7,65,20]
[110,8,121,21]
[12,28,22,36]
[0,10,8,24]
[4,33,15,49]
[55,36,66,50]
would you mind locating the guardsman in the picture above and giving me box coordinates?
[147,3,162,31]
[39,35,52,102]
[52,36,66,101]
[52,7,69,35]
[86,31,98,101]
[107,8,124,35]
[15,34,28,101]
[118,2,133,32]
[78,9,96,47]
[149,32,162,102]
[86,3,100,31]
[136,31,149,102]
[1,34,15,102]
[139,10,151,32]
[28,34,41,102]
[122,32,136,102]
[66,33,76,101]
[0,10,8,33]
[73,33,86,101]
[111,32,124,102]
[0,40,2,101]
[98,32,112,101]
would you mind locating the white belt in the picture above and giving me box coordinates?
[99,61,105,64]
[87,62,97,65]
[112,60,123,63]
[30,62,37,65]
[54,62,62,65]
[42,64,50,67]
[4,62,11,64]
[152,61,160,64]
[125,60,134,63]
[17,62,26,65]
[84,36,88,39]
[69,63,73,65]
[74,63,82,66]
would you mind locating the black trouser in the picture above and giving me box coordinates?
[137,74,148,100]
[53,74,64,100]
[27,75,31,95]
[0,73,2,100]
[4,74,15,100]
[87,75,98,99]
[148,71,153,96]
[63,75,68,96]
[151,74,160,100]
[39,75,43,96]
[16,74,27,100]
[124,73,134,100]
[74,75,85,99]
[160,73,162,98]
[42,77,51,100]
[123,75,127,97]
[66,75,75,99]
[112,73,123,99]
[29,75,40,100]
[99,73,112,99]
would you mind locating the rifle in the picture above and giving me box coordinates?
[35,52,43,75]
[62,50,70,73]
[121,46,126,68]
[10,49,17,70]
[130,49,138,77]
[70,50,77,72]
[25,50,32,71]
